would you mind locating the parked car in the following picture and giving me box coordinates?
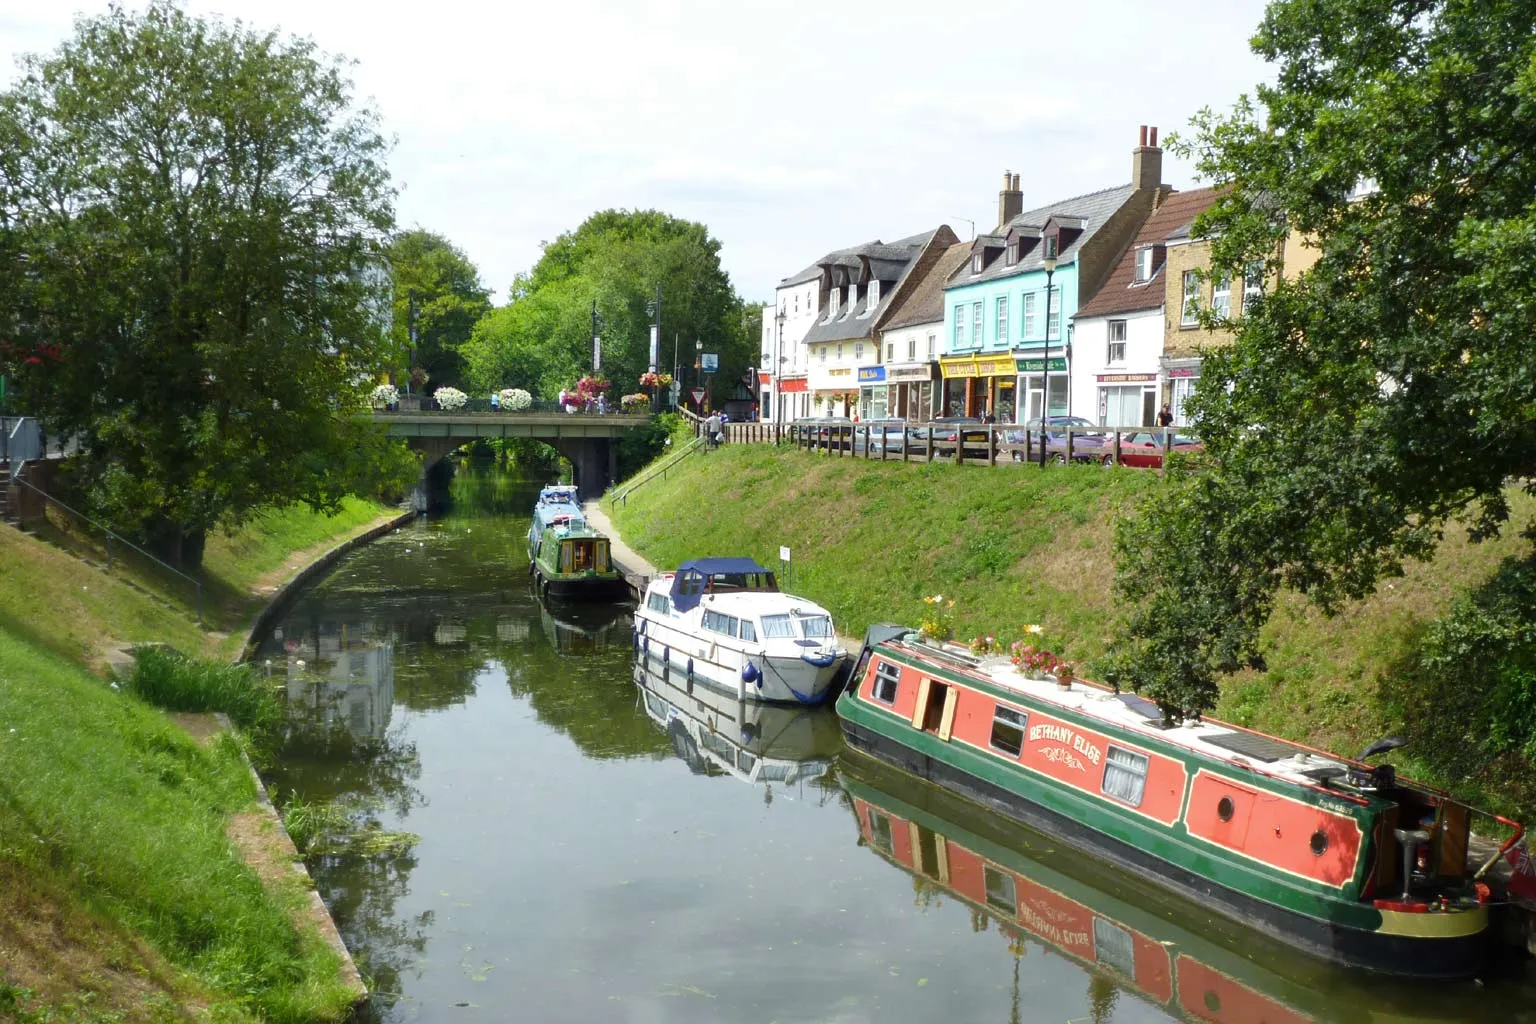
[797,417,854,449]
[1001,416,1109,464]
[848,419,909,455]
[928,416,989,457]
[1113,431,1204,468]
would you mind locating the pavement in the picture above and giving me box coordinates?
[582,501,657,595]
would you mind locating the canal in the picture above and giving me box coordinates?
[254,465,1536,1023]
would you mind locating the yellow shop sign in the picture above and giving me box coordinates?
[940,355,1017,379]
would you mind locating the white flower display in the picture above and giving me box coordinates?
[499,388,532,411]
[434,386,468,410]
[370,383,399,407]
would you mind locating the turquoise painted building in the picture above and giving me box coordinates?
[939,139,1168,422]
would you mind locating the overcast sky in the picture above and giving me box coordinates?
[3,0,1276,303]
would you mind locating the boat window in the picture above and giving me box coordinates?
[867,809,894,854]
[760,614,796,638]
[571,541,593,571]
[796,614,834,638]
[739,619,757,642]
[647,592,670,614]
[990,704,1026,757]
[596,540,610,573]
[1101,746,1149,807]
[701,730,734,761]
[983,865,1016,914]
[873,661,901,705]
[1093,918,1137,977]
[702,610,738,636]
[736,750,756,774]
[559,543,572,573]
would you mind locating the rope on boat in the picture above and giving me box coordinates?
[759,653,826,706]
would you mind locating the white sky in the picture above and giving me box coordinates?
[3,1,1276,303]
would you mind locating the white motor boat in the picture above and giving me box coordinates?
[633,557,845,705]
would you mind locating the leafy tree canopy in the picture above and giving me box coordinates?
[388,229,490,391]
[1109,0,1536,717]
[464,209,757,408]
[0,1,398,566]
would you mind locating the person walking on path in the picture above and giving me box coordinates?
[1156,403,1175,428]
[705,411,721,450]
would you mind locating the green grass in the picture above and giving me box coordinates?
[607,445,1536,779]
[124,646,281,735]
[201,496,390,594]
[0,631,356,1022]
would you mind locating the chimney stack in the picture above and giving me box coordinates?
[998,169,1023,229]
[1131,124,1163,193]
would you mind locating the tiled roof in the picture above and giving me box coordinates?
[1074,186,1224,320]
[803,229,943,344]
[881,242,972,331]
[945,184,1137,289]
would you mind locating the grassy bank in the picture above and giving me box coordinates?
[0,499,399,1019]
[607,445,1535,803]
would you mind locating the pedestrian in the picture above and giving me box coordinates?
[1157,403,1174,427]
[596,393,607,415]
[490,390,500,411]
[705,411,721,450]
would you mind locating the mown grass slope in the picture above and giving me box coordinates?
[608,444,1535,769]
[0,631,355,1022]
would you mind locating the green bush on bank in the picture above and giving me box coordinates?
[0,632,355,1022]
[1383,551,1536,820]
[125,645,280,736]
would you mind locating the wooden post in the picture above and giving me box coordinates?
[1113,430,1122,466]
[925,421,934,463]
[953,427,963,466]
[987,425,996,467]
[1066,426,1074,465]
[863,424,871,459]
[1161,425,1172,476]
[879,427,887,461]
[901,426,909,463]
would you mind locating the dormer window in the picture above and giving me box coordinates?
[1135,248,1154,282]
[1043,235,1059,260]
[868,278,880,310]
[972,253,984,275]
[1006,241,1018,265]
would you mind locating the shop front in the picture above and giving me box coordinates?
[776,374,809,422]
[1095,371,1158,428]
[812,366,858,417]
[1013,355,1068,422]
[938,355,1017,419]
[1164,360,1201,426]
[885,363,937,422]
[857,366,888,420]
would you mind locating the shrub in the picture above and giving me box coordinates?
[370,383,398,407]
[124,646,280,736]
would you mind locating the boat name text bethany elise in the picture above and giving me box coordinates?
[1028,722,1103,769]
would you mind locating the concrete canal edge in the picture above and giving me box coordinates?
[234,507,418,664]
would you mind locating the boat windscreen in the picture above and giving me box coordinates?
[796,614,833,638]
[760,614,795,638]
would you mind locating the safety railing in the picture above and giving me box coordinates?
[8,474,203,623]
[783,421,1200,472]
[608,437,705,506]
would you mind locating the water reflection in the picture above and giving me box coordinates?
[839,755,1515,1024]
[539,599,630,657]
[633,657,841,791]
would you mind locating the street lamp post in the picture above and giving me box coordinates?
[774,307,786,442]
[1039,253,1057,469]
[695,339,704,413]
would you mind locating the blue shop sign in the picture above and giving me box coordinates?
[857,365,886,383]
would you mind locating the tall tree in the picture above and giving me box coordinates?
[464,209,752,408]
[1108,0,1536,716]
[388,229,489,391]
[0,2,396,566]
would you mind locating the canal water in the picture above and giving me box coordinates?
[255,465,1536,1023]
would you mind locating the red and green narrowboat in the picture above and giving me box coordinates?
[842,758,1486,1022]
[835,626,1525,978]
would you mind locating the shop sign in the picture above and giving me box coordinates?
[1167,367,1199,379]
[857,365,886,383]
[940,356,1017,378]
[885,363,934,383]
[778,377,808,393]
[1096,372,1157,383]
[757,372,771,385]
[1015,357,1067,373]
[827,367,852,377]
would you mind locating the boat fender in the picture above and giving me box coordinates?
[662,647,669,679]
[742,662,761,685]
[800,650,837,668]
[686,659,694,685]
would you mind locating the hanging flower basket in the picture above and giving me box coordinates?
[433,386,468,410]
[498,388,532,411]
[370,383,399,408]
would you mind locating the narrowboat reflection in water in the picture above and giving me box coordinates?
[537,598,631,657]
[633,657,841,789]
[841,758,1495,1024]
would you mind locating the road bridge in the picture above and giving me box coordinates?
[372,411,651,498]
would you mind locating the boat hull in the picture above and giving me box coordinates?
[636,633,842,705]
[838,714,1487,978]
[537,573,630,601]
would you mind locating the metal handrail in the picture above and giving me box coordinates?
[609,437,705,505]
[8,474,203,623]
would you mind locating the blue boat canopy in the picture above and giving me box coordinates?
[669,557,777,613]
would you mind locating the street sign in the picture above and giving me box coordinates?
[779,546,791,562]
[691,387,706,406]
[701,353,719,372]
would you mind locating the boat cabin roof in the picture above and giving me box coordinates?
[884,636,1388,805]
[668,558,778,613]
[537,485,580,505]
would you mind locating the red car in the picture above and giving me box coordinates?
[1110,431,1203,468]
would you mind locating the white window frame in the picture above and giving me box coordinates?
[1135,247,1153,282]
[1022,292,1037,338]
[1046,291,1060,341]
[996,295,1009,345]
[1243,261,1263,312]
[907,337,916,360]
[836,342,844,360]
[1181,270,1200,326]
[972,252,983,275]
[1212,273,1232,318]
[818,345,827,363]
[873,661,900,705]
[926,333,935,359]
[867,278,880,311]
[855,342,864,360]
[1006,240,1018,265]
[954,308,966,349]
[972,302,983,348]
[989,704,1026,757]
[887,342,895,361]
[1107,320,1127,364]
